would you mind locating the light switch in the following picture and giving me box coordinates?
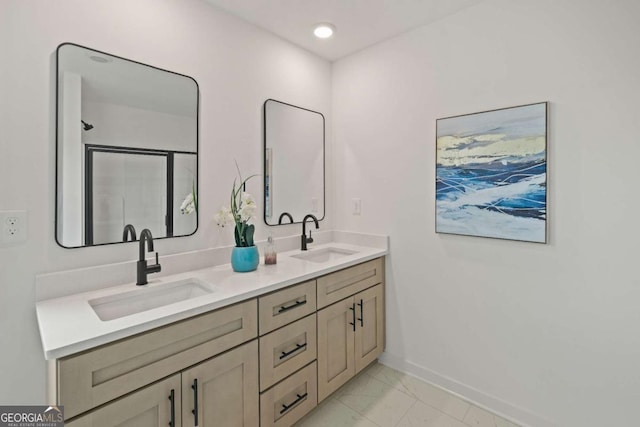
[352,198,361,216]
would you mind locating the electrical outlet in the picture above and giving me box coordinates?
[311,198,318,213]
[1,210,27,244]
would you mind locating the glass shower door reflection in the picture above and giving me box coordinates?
[90,150,167,245]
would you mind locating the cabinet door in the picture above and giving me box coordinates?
[354,284,384,373]
[317,297,356,402]
[182,340,259,427]
[65,374,181,427]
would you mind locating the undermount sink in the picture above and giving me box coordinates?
[89,278,216,321]
[290,247,358,263]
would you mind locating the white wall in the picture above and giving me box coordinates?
[82,101,197,152]
[333,0,640,425]
[0,0,331,403]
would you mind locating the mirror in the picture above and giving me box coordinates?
[56,43,198,248]
[263,99,325,225]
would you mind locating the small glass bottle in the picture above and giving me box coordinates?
[264,235,277,265]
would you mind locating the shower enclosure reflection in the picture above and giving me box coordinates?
[86,147,196,245]
[56,43,199,248]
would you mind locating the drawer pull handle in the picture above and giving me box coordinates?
[280,392,308,415]
[278,299,306,313]
[280,342,307,360]
[192,378,199,426]
[168,389,175,427]
[349,303,356,331]
[357,299,364,327]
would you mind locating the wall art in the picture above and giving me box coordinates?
[436,102,547,243]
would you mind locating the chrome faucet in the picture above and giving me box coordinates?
[278,212,294,225]
[137,229,161,285]
[301,214,319,251]
[122,224,137,242]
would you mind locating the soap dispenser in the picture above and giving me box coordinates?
[265,235,277,265]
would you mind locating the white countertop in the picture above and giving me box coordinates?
[36,239,387,360]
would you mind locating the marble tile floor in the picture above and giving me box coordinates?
[296,363,520,427]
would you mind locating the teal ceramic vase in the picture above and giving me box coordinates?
[231,246,259,272]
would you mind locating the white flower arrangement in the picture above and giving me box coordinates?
[180,182,197,215]
[215,165,258,247]
[180,192,196,214]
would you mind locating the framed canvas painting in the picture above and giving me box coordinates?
[435,102,548,243]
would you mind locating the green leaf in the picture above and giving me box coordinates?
[234,226,241,247]
[245,224,255,247]
[192,181,198,213]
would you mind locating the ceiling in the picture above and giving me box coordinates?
[58,44,197,117]
[203,0,485,61]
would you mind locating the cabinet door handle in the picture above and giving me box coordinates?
[279,342,307,360]
[278,299,306,313]
[191,378,199,426]
[357,299,364,327]
[168,389,175,427]
[280,392,308,415]
[349,303,356,331]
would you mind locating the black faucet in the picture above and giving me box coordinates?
[301,214,319,251]
[278,212,294,225]
[137,229,161,285]
[122,224,137,242]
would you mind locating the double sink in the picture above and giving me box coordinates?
[89,246,358,322]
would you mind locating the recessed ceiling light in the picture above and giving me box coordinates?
[89,55,111,64]
[313,23,335,39]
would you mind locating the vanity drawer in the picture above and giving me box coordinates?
[260,361,317,427]
[58,299,257,419]
[258,280,316,335]
[317,258,383,308]
[259,314,317,391]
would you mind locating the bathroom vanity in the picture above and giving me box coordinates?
[48,41,383,425]
[36,236,387,426]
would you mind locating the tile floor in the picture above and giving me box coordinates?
[296,363,520,427]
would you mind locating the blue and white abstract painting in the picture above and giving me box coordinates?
[436,102,547,243]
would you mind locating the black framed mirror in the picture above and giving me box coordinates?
[55,43,199,248]
[263,99,325,226]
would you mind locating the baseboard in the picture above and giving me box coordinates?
[378,352,556,427]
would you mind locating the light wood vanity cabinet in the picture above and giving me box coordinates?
[316,285,384,401]
[55,256,385,426]
[258,280,316,335]
[317,258,383,309]
[257,283,319,426]
[181,341,259,427]
[57,299,257,419]
[260,361,317,427]
[67,341,259,427]
[317,259,385,402]
[58,299,259,425]
[316,297,356,401]
[259,314,317,391]
[65,374,182,427]
[353,284,385,373]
